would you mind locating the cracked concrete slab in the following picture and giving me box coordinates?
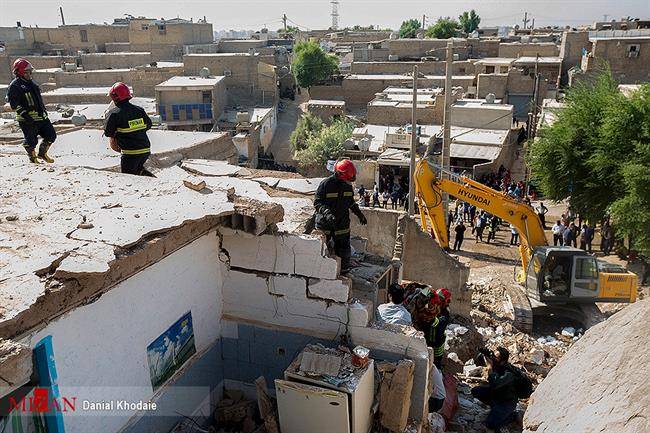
[0,129,237,171]
[253,177,325,195]
[181,159,246,177]
[0,155,242,339]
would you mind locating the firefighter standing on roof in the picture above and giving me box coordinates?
[7,58,56,164]
[314,159,367,273]
[104,82,154,176]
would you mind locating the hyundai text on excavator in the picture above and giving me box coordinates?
[414,157,637,331]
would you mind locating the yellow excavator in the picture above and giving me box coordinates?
[414,157,637,330]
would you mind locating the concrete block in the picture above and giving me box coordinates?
[348,300,373,327]
[221,229,339,279]
[307,277,351,303]
[269,275,306,299]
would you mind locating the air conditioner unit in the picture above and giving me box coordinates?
[224,70,232,76]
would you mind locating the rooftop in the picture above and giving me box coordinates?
[513,56,563,65]
[347,74,475,80]
[452,100,513,111]
[0,155,316,339]
[155,76,225,89]
[42,86,127,96]
[307,100,346,107]
[474,58,516,66]
[0,129,234,170]
[184,52,257,57]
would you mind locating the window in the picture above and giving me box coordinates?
[157,24,166,35]
[626,44,640,58]
[202,91,212,104]
[575,257,598,281]
[485,65,495,74]
[80,29,88,42]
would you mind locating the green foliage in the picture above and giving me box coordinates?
[295,118,354,166]
[399,19,421,38]
[528,69,650,254]
[291,41,339,88]
[425,17,460,39]
[290,113,324,154]
[459,10,481,34]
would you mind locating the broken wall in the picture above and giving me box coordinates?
[19,232,226,433]
[399,215,471,317]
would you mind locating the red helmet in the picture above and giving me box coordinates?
[109,82,131,103]
[334,159,356,182]
[436,288,452,306]
[12,58,33,78]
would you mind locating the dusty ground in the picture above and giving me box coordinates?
[444,223,614,433]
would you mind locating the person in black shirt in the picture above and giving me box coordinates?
[7,58,57,163]
[104,82,154,176]
[471,347,519,432]
[314,159,367,273]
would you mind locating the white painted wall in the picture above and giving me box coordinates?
[22,232,225,433]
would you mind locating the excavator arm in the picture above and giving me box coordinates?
[414,157,548,272]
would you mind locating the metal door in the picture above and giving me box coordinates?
[570,256,600,299]
[526,251,544,300]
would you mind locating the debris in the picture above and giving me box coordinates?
[255,376,279,433]
[182,179,207,192]
[428,412,446,433]
[463,361,483,378]
[529,348,545,365]
[561,327,576,337]
[77,222,94,229]
[447,352,461,363]
[448,323,469,336]
[378,359,414,433]
[299,351,342,376]
[5,215,18,221]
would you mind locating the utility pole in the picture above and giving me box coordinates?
[408,65,418,216]
[282,14,287,32]
[522,12,529,29]
[59,6,66,26]
[603,14,609,22]
[422,14,426,29]
[441,41,453,218]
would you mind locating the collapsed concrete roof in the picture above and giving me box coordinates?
[0,129,237,171]
[0,155,317,340]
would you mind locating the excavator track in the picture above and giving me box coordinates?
[505,285,607,333]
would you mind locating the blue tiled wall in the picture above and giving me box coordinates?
[222,323,336,386]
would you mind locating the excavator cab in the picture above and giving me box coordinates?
[525,247,601,303]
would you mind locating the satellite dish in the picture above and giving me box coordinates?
[199,67,210,78]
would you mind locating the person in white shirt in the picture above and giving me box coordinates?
[551,220,565,246]
[377,284,412,326]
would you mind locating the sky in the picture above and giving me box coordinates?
[0,0,648,30]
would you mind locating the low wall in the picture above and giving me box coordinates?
[55,69,131,87]
[351,60,474,76]
[350,207,401,258]
[367,104,439,126]
[80,52,152,70]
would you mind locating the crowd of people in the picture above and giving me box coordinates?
[356,172,411,211]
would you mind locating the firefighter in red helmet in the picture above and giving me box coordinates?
[7,58,57,163]
[104,82,154,176]
[314,159,367,273]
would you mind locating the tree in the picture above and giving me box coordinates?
[459,10,481,34]
[291,41,339,88]
[527,68,650,254]
[290,113,324,154]
[295,119,354,166]
[399,19,421,38]
[425,17,460,39]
